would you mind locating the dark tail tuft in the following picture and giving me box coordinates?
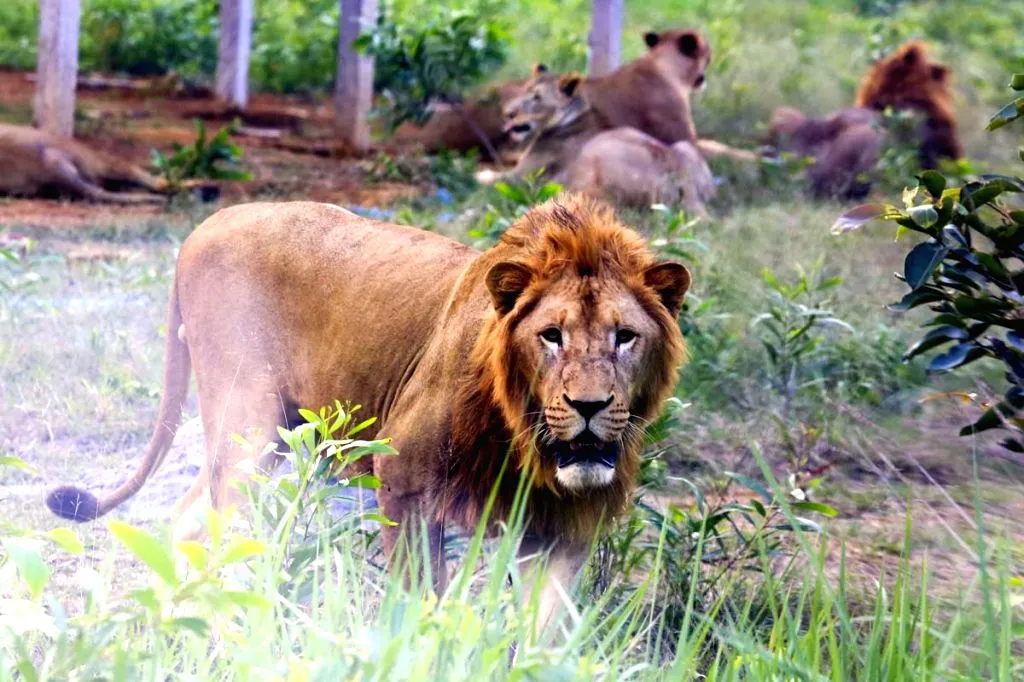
[46,486,100,522]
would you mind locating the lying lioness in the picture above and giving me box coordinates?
[506,73,716,215]
[0,124,168,203]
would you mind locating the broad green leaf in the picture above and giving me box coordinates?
[903,325,968,360]
[221,538,266,565]
[987,97,1024,131]
[43,528,84,555]
[168,617,209,637]
[0,456,38,476]
[792,501,839,518]
[223,590,272,610]
[904,241,948,290]
[1011,73,1024,91]
[907,204,939,229]
[361,511,399,527]
[176,540,208,571]
[928,342,972,372]
[724,471,772,503]
[108,521,178,587]
[3,538,50,599]
[917,170,946,197]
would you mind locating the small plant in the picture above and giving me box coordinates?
[150,119,252,192]
[591,458,837,659]
[835,71,1024,451]
[354,6,509,148]
[752,262,853,412]
[467,171,562,247]
[360,149,478,197]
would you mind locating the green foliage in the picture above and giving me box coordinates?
[753,262,853,409]
[249,0,340,94]
[467,171,562,247]
[354,6,509,133]
[80,0,218,78]
[836,73,1024,450]
[0,0,36,69]
[151,119,252,191]
[360,149,479,197]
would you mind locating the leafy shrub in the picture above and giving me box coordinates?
[354,6,509,134]
[591,449,837,660]
[834,72,1024,450]
[753,262,852,411]
[249,0,339,94]
[0,0,36,69]
[80,0,218,78]
[151,119,252,191]
[360,148,479,197]
[467,171,562,247]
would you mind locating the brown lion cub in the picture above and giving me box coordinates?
[46,195,690,629]
[0,124,168,203]
[507,72,716,215]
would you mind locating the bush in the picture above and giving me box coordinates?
[80,0,218,78]
[834,71,1024,450]
[354,6,509,133]
[150,119,252,191]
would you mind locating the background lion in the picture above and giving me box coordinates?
[768,41,962,198]
[0,123,169,204]
[507,73,716,215]
[45,195,690,627]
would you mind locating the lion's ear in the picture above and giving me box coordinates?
[643,262,691,317]
[902,44,922,65]
[558,74,583,97]
[486,261,533,315]
[929,64,949,83]
[643,31,660,49]
[677,31,701,57]
[532,63,549,76]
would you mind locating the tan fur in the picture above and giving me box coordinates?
[0,124,168,203]
[45,196,690,624]
[508,74,716,215]
[389,79,528,159]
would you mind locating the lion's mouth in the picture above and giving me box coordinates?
[553,432,620,469]
[506,122,535,139]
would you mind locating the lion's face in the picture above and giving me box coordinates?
[643,29,711,92]
[503,64,567,144]
[483,199,690,493]
[858,42,953,113]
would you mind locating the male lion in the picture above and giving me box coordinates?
[46,195,690,625]
[767,41,962,198]
[507,73,716,215]
[1,124,168,203]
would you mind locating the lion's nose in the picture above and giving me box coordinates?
[564,395,613,421]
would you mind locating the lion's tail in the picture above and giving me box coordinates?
[46,281,191,522]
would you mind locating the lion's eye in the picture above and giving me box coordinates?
[540,327,563,346]
[615,329,638,347]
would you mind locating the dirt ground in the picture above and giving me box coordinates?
[0,69,424,228]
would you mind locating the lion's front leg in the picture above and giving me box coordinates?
[377,484,449,596]
[516,537,588,640]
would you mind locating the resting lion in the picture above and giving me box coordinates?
[0,124,168,203]
[388,79,528,160]
[504,71,716,215]
[768,41,962,198]
[46,195,690,626]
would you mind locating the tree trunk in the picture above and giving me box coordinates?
[587,0,624,77]
[335,0,378,153]
[33,0,81,137]
[216,0,253,109]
